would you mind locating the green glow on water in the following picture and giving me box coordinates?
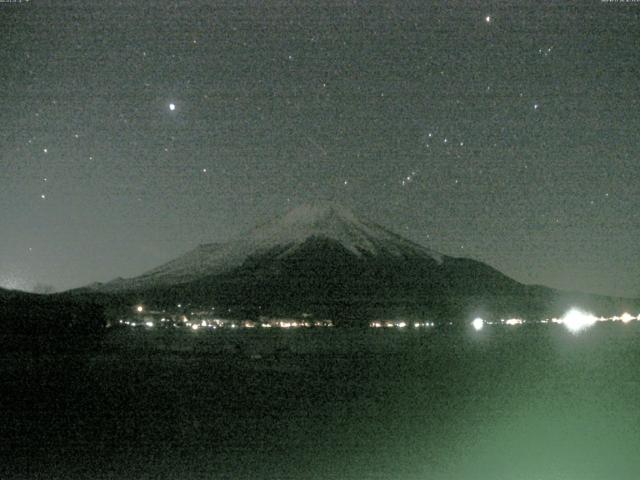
[3,324,640,479]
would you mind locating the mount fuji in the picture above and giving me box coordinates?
[87,203,636,323]
[100,203,444,291]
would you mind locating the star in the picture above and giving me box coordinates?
[169,103,176,111]
[485,15,492,23]
[40,194,46,199]
[43,148,48,153]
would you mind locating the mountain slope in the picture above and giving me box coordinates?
[98,203,444,291]
[88,203,638,322]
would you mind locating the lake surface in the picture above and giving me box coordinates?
[2,324,640,479]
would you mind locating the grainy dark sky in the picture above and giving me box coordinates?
[1,0,638,297]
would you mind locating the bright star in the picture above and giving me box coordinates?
[485,15,491,23]
[169,103,176,111]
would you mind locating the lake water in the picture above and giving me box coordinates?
[2,323,640,479]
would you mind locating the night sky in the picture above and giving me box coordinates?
[1,0,638,297]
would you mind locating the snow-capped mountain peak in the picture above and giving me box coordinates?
[246,202,441,259]
[99,203,443,290]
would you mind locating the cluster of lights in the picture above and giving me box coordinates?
[370,321,435,329]
[470,309,640,334]
[184,318,228,329]
[503,318,524,326]
[121,311,334,330]
[264,320,333,329]
[125,305,638,336]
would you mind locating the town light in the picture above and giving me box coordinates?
[472,317,484,331]
[562,308,597,333]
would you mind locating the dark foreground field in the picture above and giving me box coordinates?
[2,324,640,480]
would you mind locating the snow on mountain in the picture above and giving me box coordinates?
[100,203,443,291]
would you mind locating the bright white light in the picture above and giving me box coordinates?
[145,321,154,328]
[562,308,597,333]
[136,305,143,313]
[191,324,199,330]
[505,318,523,326]
[485,15,491,23]
[169,103,176,111]
[621,312,634,324]
[397,322,407,328]
[472,317,484,331]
